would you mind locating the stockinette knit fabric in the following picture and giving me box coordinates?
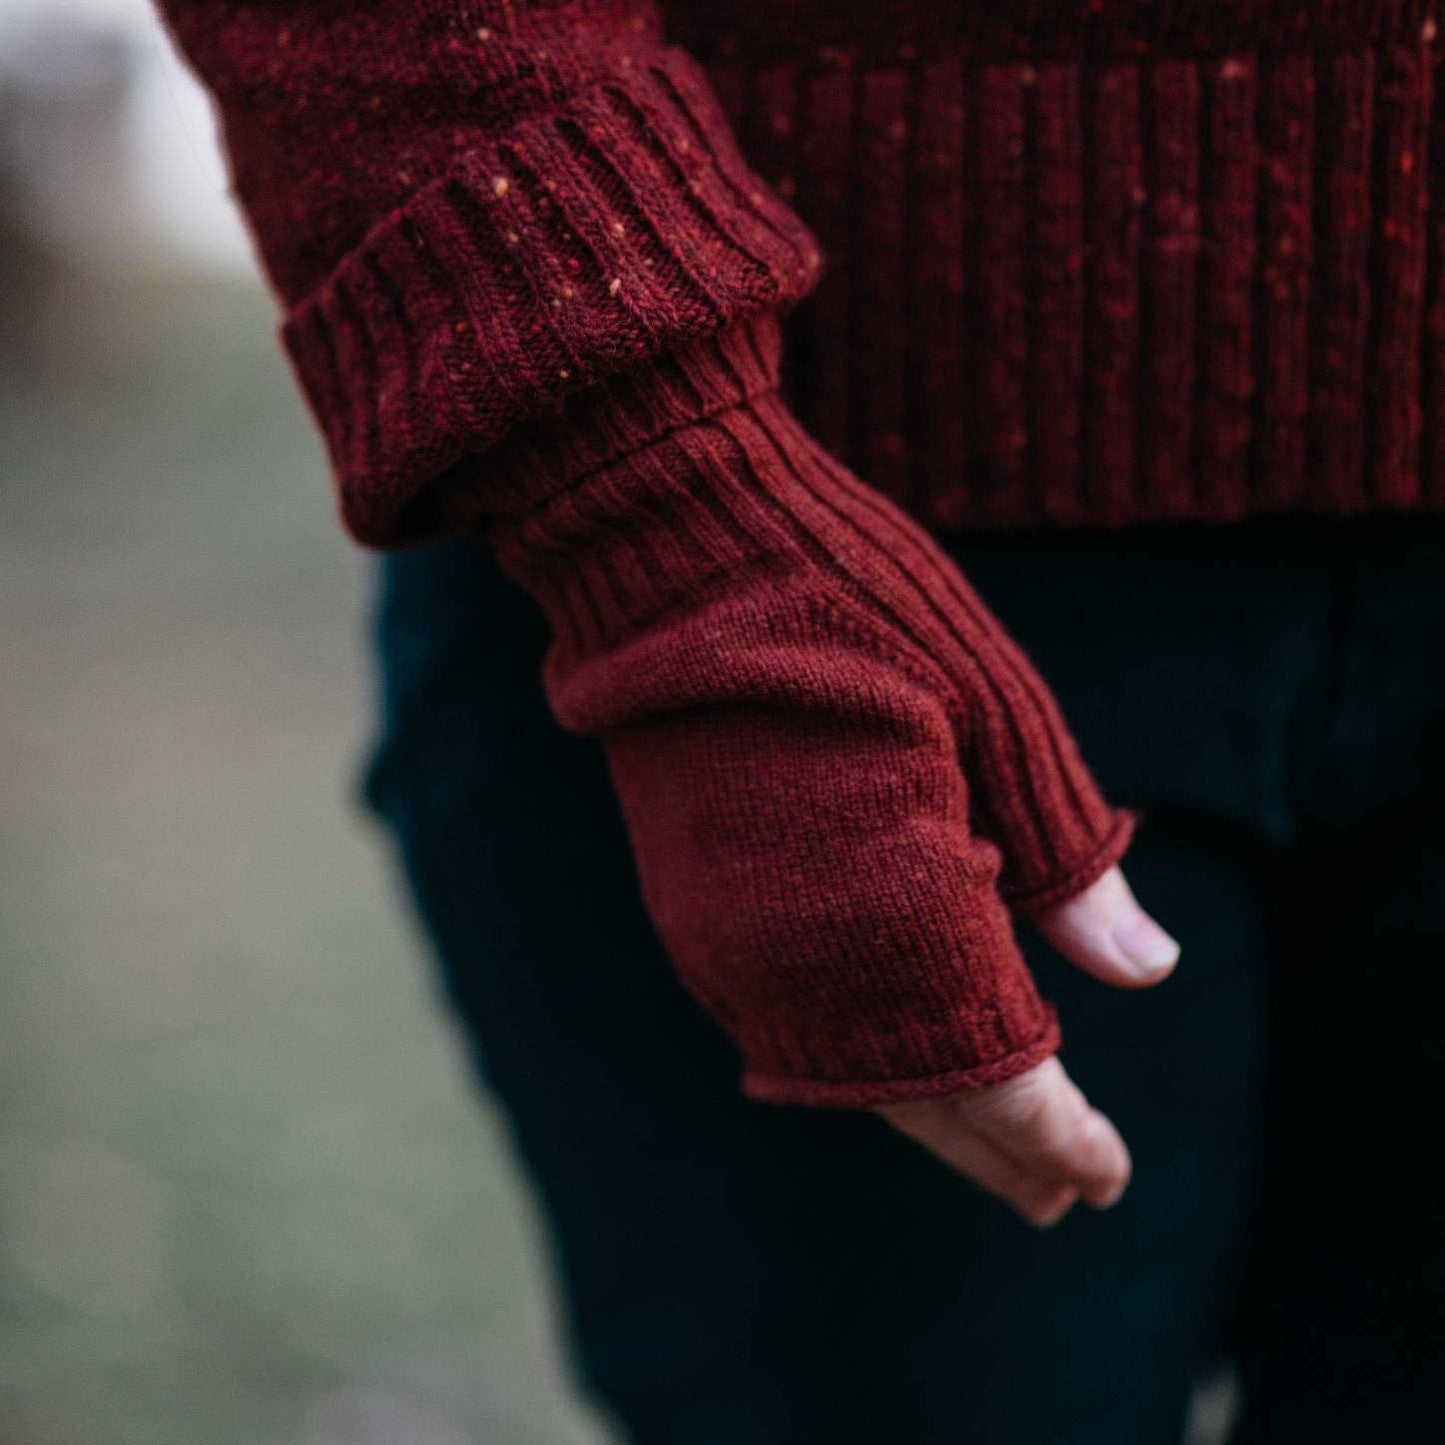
[157,0,1436,1103]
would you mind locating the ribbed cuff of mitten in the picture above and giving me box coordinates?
[441,310,790,526]
[470,318,1132,1106]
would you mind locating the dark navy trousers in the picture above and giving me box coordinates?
[364,517,1445,1444]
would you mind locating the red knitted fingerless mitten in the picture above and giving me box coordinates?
[446,314,1133,1106]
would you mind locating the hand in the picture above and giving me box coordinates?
[876,866,1177,1227]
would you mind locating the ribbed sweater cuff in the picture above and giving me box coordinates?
[276,53,821,547]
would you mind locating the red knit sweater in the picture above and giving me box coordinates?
[158,1,1440,1104]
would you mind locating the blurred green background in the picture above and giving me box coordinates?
[0,6,613,1440]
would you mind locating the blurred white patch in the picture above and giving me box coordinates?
[299,1387,479,1445]
[0,0,255,274]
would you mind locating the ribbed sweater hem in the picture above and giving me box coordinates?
[703,14,1445,531]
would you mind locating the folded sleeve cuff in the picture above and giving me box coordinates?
[278,50,822,547]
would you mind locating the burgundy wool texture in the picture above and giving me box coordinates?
[158,1,1443,1103]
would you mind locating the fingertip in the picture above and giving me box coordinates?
[1038,868,1180,989]
[1079,1129,1132,1208]
[1110,910,1181,983]
[1084,1177,1129,1211]
[1083,1119,1131,1186]
[1026,1188,1079,1230]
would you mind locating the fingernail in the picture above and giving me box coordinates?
[1111,913,1180,976]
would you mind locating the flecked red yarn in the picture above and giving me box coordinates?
[162,1,1445,539]
[158,1,1441,1102]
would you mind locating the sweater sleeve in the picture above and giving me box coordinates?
[157,0,1135,1105]
[156,0,822,544]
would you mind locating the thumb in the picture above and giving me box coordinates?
[1034,865,1179,989]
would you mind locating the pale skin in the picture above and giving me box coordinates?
[877,866,1180,1228]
